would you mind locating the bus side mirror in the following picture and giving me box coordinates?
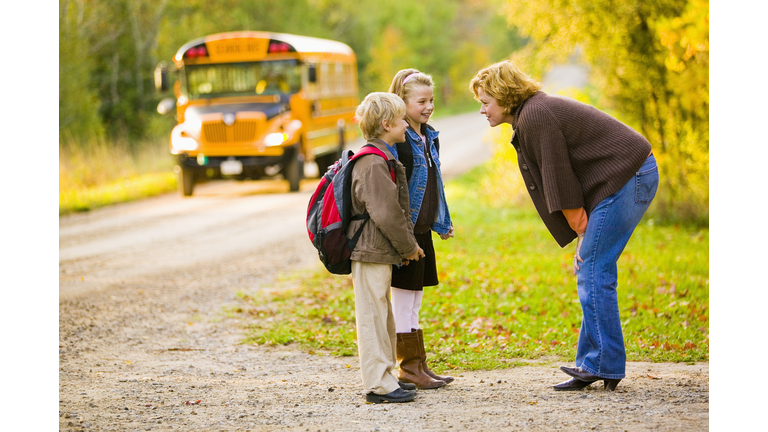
[308,64,317,83]
[154,62,173,92]
[157,98,176,115]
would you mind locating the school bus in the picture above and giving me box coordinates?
[154,31,359,195]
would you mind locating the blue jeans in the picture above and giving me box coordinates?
[575,154,659,379]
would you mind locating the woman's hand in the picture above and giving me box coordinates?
[573,233,585,275]
[439,226,455,240]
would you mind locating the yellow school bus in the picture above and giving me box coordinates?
[154,31,359,195]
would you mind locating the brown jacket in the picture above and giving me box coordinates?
[347,140,419,264]
[512,91,652,247]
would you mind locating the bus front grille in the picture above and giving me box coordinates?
[202,119,260,145]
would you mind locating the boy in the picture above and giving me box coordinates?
[350,92,425,403]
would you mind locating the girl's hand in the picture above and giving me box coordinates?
[439,226,455,240]
[573,233,585,275]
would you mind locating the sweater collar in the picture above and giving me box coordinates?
[512,91,545,129]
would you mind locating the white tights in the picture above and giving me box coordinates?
[390,287,423,333]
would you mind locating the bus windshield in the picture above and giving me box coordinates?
[183,60,301,100]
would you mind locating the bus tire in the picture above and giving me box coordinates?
[178,167,195,196]
[285,148,302,192]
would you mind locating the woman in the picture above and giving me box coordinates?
[469,60,658,391]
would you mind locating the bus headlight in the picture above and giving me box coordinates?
[264,133,289,147]
[171,133,199,153]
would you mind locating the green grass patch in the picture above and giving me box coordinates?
[59,172,177,215]
[235,158,709,372]
[59,136,177,215]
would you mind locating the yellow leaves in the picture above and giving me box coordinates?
[654,0,709,72]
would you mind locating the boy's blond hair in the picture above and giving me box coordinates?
[469,60,542,114]
[355,92,406,140]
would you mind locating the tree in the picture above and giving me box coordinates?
[59,0,104,143]
[504,0,709,223]
[60,0,526,147]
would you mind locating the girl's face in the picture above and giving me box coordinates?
[477,88,511,127]
[404,85,434,128]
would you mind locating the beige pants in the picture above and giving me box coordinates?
[351,260,400,395]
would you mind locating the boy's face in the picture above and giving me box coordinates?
[381,115,408,144]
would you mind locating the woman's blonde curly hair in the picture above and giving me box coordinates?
[469,60,542,114]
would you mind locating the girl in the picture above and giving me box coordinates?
[387,69,455,389]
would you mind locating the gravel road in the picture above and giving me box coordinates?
[58,112,709,431]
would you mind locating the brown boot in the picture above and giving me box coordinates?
[416,328,455,384]
[396,332,446,389]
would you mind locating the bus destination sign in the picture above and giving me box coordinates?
[207,38,269,62]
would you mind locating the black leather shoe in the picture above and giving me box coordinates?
[398,381,417,391]
[553,377,597,391]
[365,387,416,404]
[560,366,622,391]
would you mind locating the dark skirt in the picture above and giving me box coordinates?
[392,231,438,291]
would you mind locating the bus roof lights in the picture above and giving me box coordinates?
[185,45,208,59]
[269,42,291,53]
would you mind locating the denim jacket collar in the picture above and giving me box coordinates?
[405,124,439,144]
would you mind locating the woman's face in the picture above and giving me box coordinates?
[404,85,434,128]
[477,88,510,127]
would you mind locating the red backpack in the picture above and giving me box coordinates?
[306,144,395,274]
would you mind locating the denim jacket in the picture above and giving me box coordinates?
[391,126,452,235]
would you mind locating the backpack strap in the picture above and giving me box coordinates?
[357,144,395,182]
[347,211,370,251]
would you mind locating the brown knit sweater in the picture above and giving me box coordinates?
[511,91,652,247]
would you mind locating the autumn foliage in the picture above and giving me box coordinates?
[504,0,709,224]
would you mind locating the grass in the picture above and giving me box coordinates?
[233,139,709,373]
[59,136,177,215]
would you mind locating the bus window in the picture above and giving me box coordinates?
[320,63,330,96]
[335,63,343,94]
[183,59,301,99]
